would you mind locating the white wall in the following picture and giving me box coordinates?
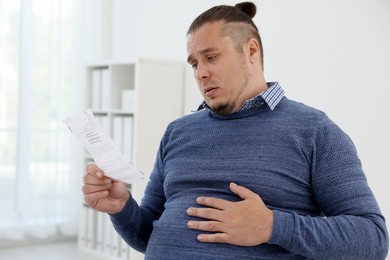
[108,0,390,243]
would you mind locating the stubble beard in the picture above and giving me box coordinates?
[212,61,251,115]
[212,101,236,115]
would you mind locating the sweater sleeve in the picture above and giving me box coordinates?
[109,140,167,253]
[109,195,150,252]
[268,122,389,259]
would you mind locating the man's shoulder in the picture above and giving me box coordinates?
[276,97,332,127]
[167,109,209,129]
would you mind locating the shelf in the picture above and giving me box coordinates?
[80,58,185,260]
[90,109,134,116]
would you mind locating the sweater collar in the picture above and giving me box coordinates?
[197,82,285,112]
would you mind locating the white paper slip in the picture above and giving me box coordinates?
[63,109,147,184]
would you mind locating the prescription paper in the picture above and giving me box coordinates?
[63,109,147,184]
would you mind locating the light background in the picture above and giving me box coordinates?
[84,0,390,247]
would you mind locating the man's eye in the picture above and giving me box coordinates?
[208,55,217,61]
[191,64,198,70]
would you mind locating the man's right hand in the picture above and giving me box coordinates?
[82,163,130,214]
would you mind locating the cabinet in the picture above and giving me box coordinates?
[79,58,184,260]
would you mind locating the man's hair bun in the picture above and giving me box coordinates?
[234,2,257,19]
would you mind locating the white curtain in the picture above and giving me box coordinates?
[0,0,84,245]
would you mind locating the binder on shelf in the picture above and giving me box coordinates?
[103,214,113,255]
[78,204,88,249]
[120,237,130,260]
[111,229,122,258]
[112,115,123,151]
[101,68,111,110]
[95,211,105,252]
[122,116,133,162]
[86,207,97,249]
[91,69,101,110]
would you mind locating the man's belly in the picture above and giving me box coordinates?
[144,189,304,260]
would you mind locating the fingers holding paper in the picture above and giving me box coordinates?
[82,163,130,214]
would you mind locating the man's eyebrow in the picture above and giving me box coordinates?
[187,55,195,64]
[187,47,220,64]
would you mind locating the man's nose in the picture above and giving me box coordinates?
[195,63,210,81]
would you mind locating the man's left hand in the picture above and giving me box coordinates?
[186,182,274,246]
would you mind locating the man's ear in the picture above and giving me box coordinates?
[247,38,260,63]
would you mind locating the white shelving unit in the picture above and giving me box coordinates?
[79,58,184,260]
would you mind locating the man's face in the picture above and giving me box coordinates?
[187,21,252,115]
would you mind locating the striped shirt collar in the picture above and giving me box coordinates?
[198,81,285,112]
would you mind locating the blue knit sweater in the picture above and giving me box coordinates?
[111,96,388,259]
